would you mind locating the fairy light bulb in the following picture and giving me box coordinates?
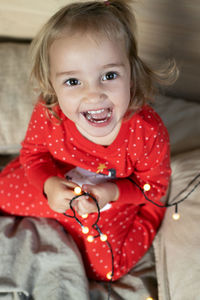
[100,234,108,242]
[143,183,151,191]
[106,271,112,280]
[172,204,180,221]
[172,212,180,220]
[82,226,89,234]
[146,297,154,300]
[87,235,94,243]
[74,186,82,195]
[82,214,88,219]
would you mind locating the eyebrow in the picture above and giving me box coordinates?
[102,63,125,69]
[56,70,79,77]
[56,63,125,77]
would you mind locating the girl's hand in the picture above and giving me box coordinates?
[44,176,78,213]
[75,182,119,216]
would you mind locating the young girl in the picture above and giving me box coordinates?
[0,0,177,282]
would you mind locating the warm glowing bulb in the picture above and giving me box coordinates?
[106,271,112,280]
[172,213,180,220]
[146,297,154,300]
[143,183,151,191]
[82,214,88,219]
[74,186,82,195]
[87,235,94,242]
[82,226,89,234]
[100,234,108,242]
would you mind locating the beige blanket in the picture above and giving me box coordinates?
[154,149,200,300]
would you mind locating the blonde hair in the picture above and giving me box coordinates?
[30,0,178,111]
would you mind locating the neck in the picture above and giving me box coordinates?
[76,121,122,146]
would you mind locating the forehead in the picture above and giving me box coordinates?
[49,32,129,70]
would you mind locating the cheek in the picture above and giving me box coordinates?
[58,102,69,116]
[58,98,79,120]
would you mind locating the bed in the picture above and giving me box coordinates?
[0,1,200,299]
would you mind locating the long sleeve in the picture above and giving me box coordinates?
[116,126,171,204]
[20,101,61,191]
[114,106,171,229]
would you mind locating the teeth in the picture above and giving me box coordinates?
[83,108,112,123]
[86,114,92,120]
[88,109,105,115]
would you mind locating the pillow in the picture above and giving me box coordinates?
[153,149,200,299]
[153,95,200,155]
[0,42,36,154]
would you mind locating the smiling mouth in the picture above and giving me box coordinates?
[82,108,112,124]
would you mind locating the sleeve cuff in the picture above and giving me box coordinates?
[114,178,145,206]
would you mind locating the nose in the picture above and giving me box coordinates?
[84,92,106,103]
[82,83,107,104]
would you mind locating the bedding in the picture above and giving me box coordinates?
[0,217,89,300]
[0,1,200,299]
[0,42,200,299]
[0,148,199,300]
[154,149,200,300]
[0,216,157,300]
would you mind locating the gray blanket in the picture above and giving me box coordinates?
[0,216,157,300]
[0,217,89,300]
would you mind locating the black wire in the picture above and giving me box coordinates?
[127,178,166,208]
[63,191,114,300]
[127,173,200,208]
[94,224,114,300]
[172,173,200,202]
[63,191,101,225]
[62,172,200,300]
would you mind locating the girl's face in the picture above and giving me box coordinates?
[49,33,132,145]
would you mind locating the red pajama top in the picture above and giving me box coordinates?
[20,99,171,206]
[1,97,171,281]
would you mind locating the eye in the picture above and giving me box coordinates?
[65,78,81,86]
[102,71,118,81]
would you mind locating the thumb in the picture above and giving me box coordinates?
[82,184,95,195]
[63,180,79,189]
[82,184,100,204]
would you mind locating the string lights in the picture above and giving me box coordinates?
[63,172,200,300]
[63,186,114,291]
[128,173,200,220]
[74,186,82,195]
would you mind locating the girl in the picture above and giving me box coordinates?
[0,0,177,282]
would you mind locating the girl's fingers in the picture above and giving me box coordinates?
[49,197,70,213]
[62,180,81,192]
[75,196,98,215]
[82,184,95,195]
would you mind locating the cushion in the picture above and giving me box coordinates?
[153,149,200,300]
[0,42,35,154]
[153,95,200,155]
